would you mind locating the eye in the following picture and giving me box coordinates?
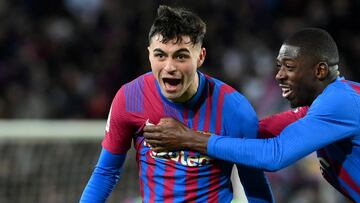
[285,64,295,70]
[175,54,189,61]
[154,53,164,58]
[154,53,167,61]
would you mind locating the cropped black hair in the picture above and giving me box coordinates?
[148,5,206,45]
[284,28,339,66]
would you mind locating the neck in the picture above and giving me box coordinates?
[312,74,337,103]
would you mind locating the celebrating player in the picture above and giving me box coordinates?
[143,28,360,202]
[80,5,274,202]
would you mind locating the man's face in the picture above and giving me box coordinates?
[275,44,318,108]
[148,35,206,102]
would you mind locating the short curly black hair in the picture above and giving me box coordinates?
[284,28,339,66]
[148,5,206,46]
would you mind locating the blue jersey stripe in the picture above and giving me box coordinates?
[187,110,194,128]
[124,77,144,113]
[196,165,210,202]
[130,82,135,112]
[135,81,140,112]
[125,85,130,112]
[153,161,166,202]
[337,177,359,201]
[173,165,186,202]
[141,155,150,202]
[217,174,233,202]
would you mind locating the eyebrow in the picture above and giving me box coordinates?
[174,48,190,54]
[153,48,165,53]
[153,48,190,54]
[276,57,295,62]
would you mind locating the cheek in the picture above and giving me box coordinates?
[183,63,198,76]
[150,61,162,76]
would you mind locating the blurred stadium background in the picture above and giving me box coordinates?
[0,0,358,202]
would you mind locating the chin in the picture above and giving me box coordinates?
[290,103,299,108]
[290,100,308,108]
[289,99,300,108]
[164,93,180,101]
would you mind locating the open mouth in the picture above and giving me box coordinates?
[279,84,293,98]
[162,78,182,92]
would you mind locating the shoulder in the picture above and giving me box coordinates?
[316,79,359,107]
[112,72,155,111]
[123,72,154,89]
[119,72,156,96]
[309,79,360,122]
[204,74,244,100]
[205,75,258,134]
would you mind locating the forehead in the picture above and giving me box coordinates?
[149,34,198,51]
[277,44,301,61]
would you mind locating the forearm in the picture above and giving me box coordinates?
[207,116,350,171]
[208,136,284,171]
[80,148,126,202]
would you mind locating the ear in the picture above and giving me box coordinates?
[197,47,206,68]
[148,46,152,60]
[315,62,329,81]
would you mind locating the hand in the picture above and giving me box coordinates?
[143,117,209,154]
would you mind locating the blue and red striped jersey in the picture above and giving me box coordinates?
[208,77,360,202]
[102,71,273,202]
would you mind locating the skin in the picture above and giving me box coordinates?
[148,34,206,103]
[276,44,329,108]
[143,43,338,153]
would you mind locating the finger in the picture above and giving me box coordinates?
[143,132,161,139]
[144,139,164,146]
[151,146,167,152]
[143,125,161,132]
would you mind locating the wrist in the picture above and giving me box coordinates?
[187,131,210,154]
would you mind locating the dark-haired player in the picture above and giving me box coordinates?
[80,5,274,202]
[144,28,360,202]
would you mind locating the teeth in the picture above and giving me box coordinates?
[280,87,292,98]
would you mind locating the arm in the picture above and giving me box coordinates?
[143,107,309,153]
[145,92,358,171]
[208,95,359,171]
[80,148,126,202]
[80,87,134,202]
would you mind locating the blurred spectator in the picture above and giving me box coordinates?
[1,0,359,119]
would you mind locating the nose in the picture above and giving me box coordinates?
[164,59,177,73]
[275,66,287,81]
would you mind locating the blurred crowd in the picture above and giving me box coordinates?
[0,1,358,202]
[0,0,359,119]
